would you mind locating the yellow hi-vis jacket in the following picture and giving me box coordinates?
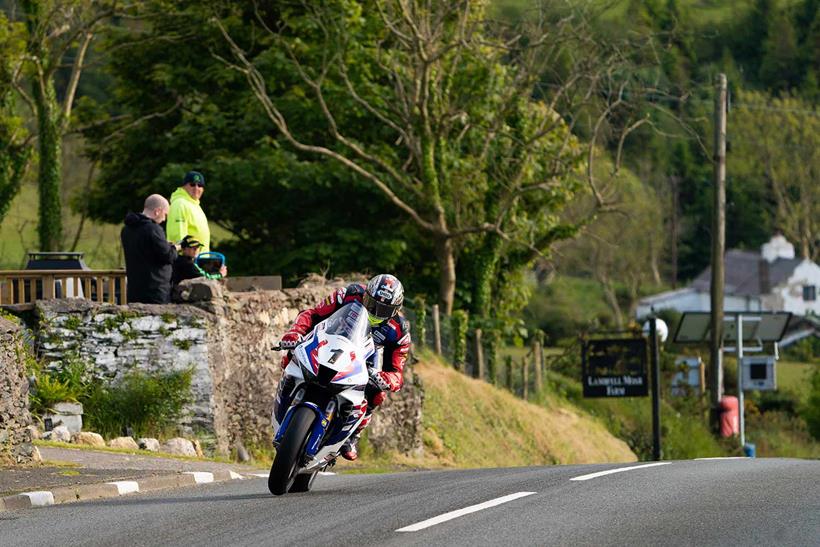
[167,187,211,252]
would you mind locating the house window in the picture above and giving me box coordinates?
[804,285,817,301]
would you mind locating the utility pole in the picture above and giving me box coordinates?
[709,73,727,432]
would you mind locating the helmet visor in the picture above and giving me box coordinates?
[363,292,399,321]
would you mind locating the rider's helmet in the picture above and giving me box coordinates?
[363,274,404,326]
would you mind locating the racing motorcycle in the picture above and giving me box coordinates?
[269,300,379,495]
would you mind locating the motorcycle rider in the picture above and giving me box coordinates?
[277,274,411,461]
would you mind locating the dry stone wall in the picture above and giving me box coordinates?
[33,276,424,457]
[0,317,37,464]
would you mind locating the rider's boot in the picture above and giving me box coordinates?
[341,433,360,461]
[341,412,372,461]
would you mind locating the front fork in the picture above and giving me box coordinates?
[273,386,337,461]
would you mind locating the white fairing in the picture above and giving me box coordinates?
[273,302,375,471]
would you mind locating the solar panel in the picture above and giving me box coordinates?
[673,312,791,344]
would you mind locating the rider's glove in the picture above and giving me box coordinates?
[279,331,303,350]
[368,369,391,392]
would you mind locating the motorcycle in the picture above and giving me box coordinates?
[269,300,379,495]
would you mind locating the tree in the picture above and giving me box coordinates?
[12,0,116,251]
[79,1,424,286]
[759,8,802,92]
[215,0,655,315]
[731,90,819,260]
[0,13,30,226]
[556,163,665,325]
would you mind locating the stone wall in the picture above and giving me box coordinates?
[0,317,37,464]
[33,276,423,456]
[37,300,214,430]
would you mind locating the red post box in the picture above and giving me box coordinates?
[719,396,739,438]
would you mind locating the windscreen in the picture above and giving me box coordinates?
[322,301,370,346]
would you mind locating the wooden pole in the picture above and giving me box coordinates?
[505,355,513,391]
[474,328,485,381]
[432,304,442,355]
[522,356,529,400]
[533,338,543,393]
[709,73,727,432]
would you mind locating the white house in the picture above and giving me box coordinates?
[636,235,820,318]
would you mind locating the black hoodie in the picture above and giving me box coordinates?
[121,212,178,304]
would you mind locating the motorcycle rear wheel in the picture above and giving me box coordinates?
[289,469,319,493]
[268,407,315,495]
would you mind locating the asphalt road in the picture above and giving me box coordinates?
[1,458,818,546]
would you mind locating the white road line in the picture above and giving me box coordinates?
[570,462,671,481]
[107,481,140,495]
[184,472,214,484]
[246,471,335,478]
[228,471,245,480]
[22,491,55,507]
[395,492,536,533]
[695,457,747,460]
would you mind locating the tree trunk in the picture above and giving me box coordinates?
[601,279,624,327]
[471,233,503,319]
[24,0,63,252]
[34,79,62,251]
[435,235,456,315]
[669,175,679,288]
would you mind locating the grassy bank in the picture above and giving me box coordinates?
[345,351,636,472]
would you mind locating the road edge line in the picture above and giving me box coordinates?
[0,468,252,512]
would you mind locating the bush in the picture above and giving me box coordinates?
[747,410,820,458]
[781,337,820,364]
[804,368,820,441]
[28,353,195,440]
[28,355,90,415]
[523,276,613,343]
[82,368,194,439]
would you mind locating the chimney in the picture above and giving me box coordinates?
[761,234,795,263]
[758,258,770,295]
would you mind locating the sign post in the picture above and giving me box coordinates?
[581,327,663,460]
[736,313,745,447]
[649,318,662,461]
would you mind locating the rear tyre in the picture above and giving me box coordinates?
[289,470,319,493]
[268,407,315,495]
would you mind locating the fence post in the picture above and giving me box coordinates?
[474,328,485,380]
[533,337,543,394]
[522,356,529,400]
[432,304,442,355]
[414,297,426,348]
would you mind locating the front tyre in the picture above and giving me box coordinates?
[268,407,315,495]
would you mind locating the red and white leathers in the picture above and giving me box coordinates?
[280,283,411,411]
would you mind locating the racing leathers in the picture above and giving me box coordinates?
[280,283,410,407]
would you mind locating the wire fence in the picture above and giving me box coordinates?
[404,303,581,401]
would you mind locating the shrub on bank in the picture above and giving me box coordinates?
[28,356,193,440]
[83,368,193,439]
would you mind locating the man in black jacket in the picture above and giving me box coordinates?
[121,194,180,304]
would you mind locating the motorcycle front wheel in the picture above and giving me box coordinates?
[268,406,315,495]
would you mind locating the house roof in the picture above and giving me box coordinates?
[638,287,697,306]
[691,250,803,297]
